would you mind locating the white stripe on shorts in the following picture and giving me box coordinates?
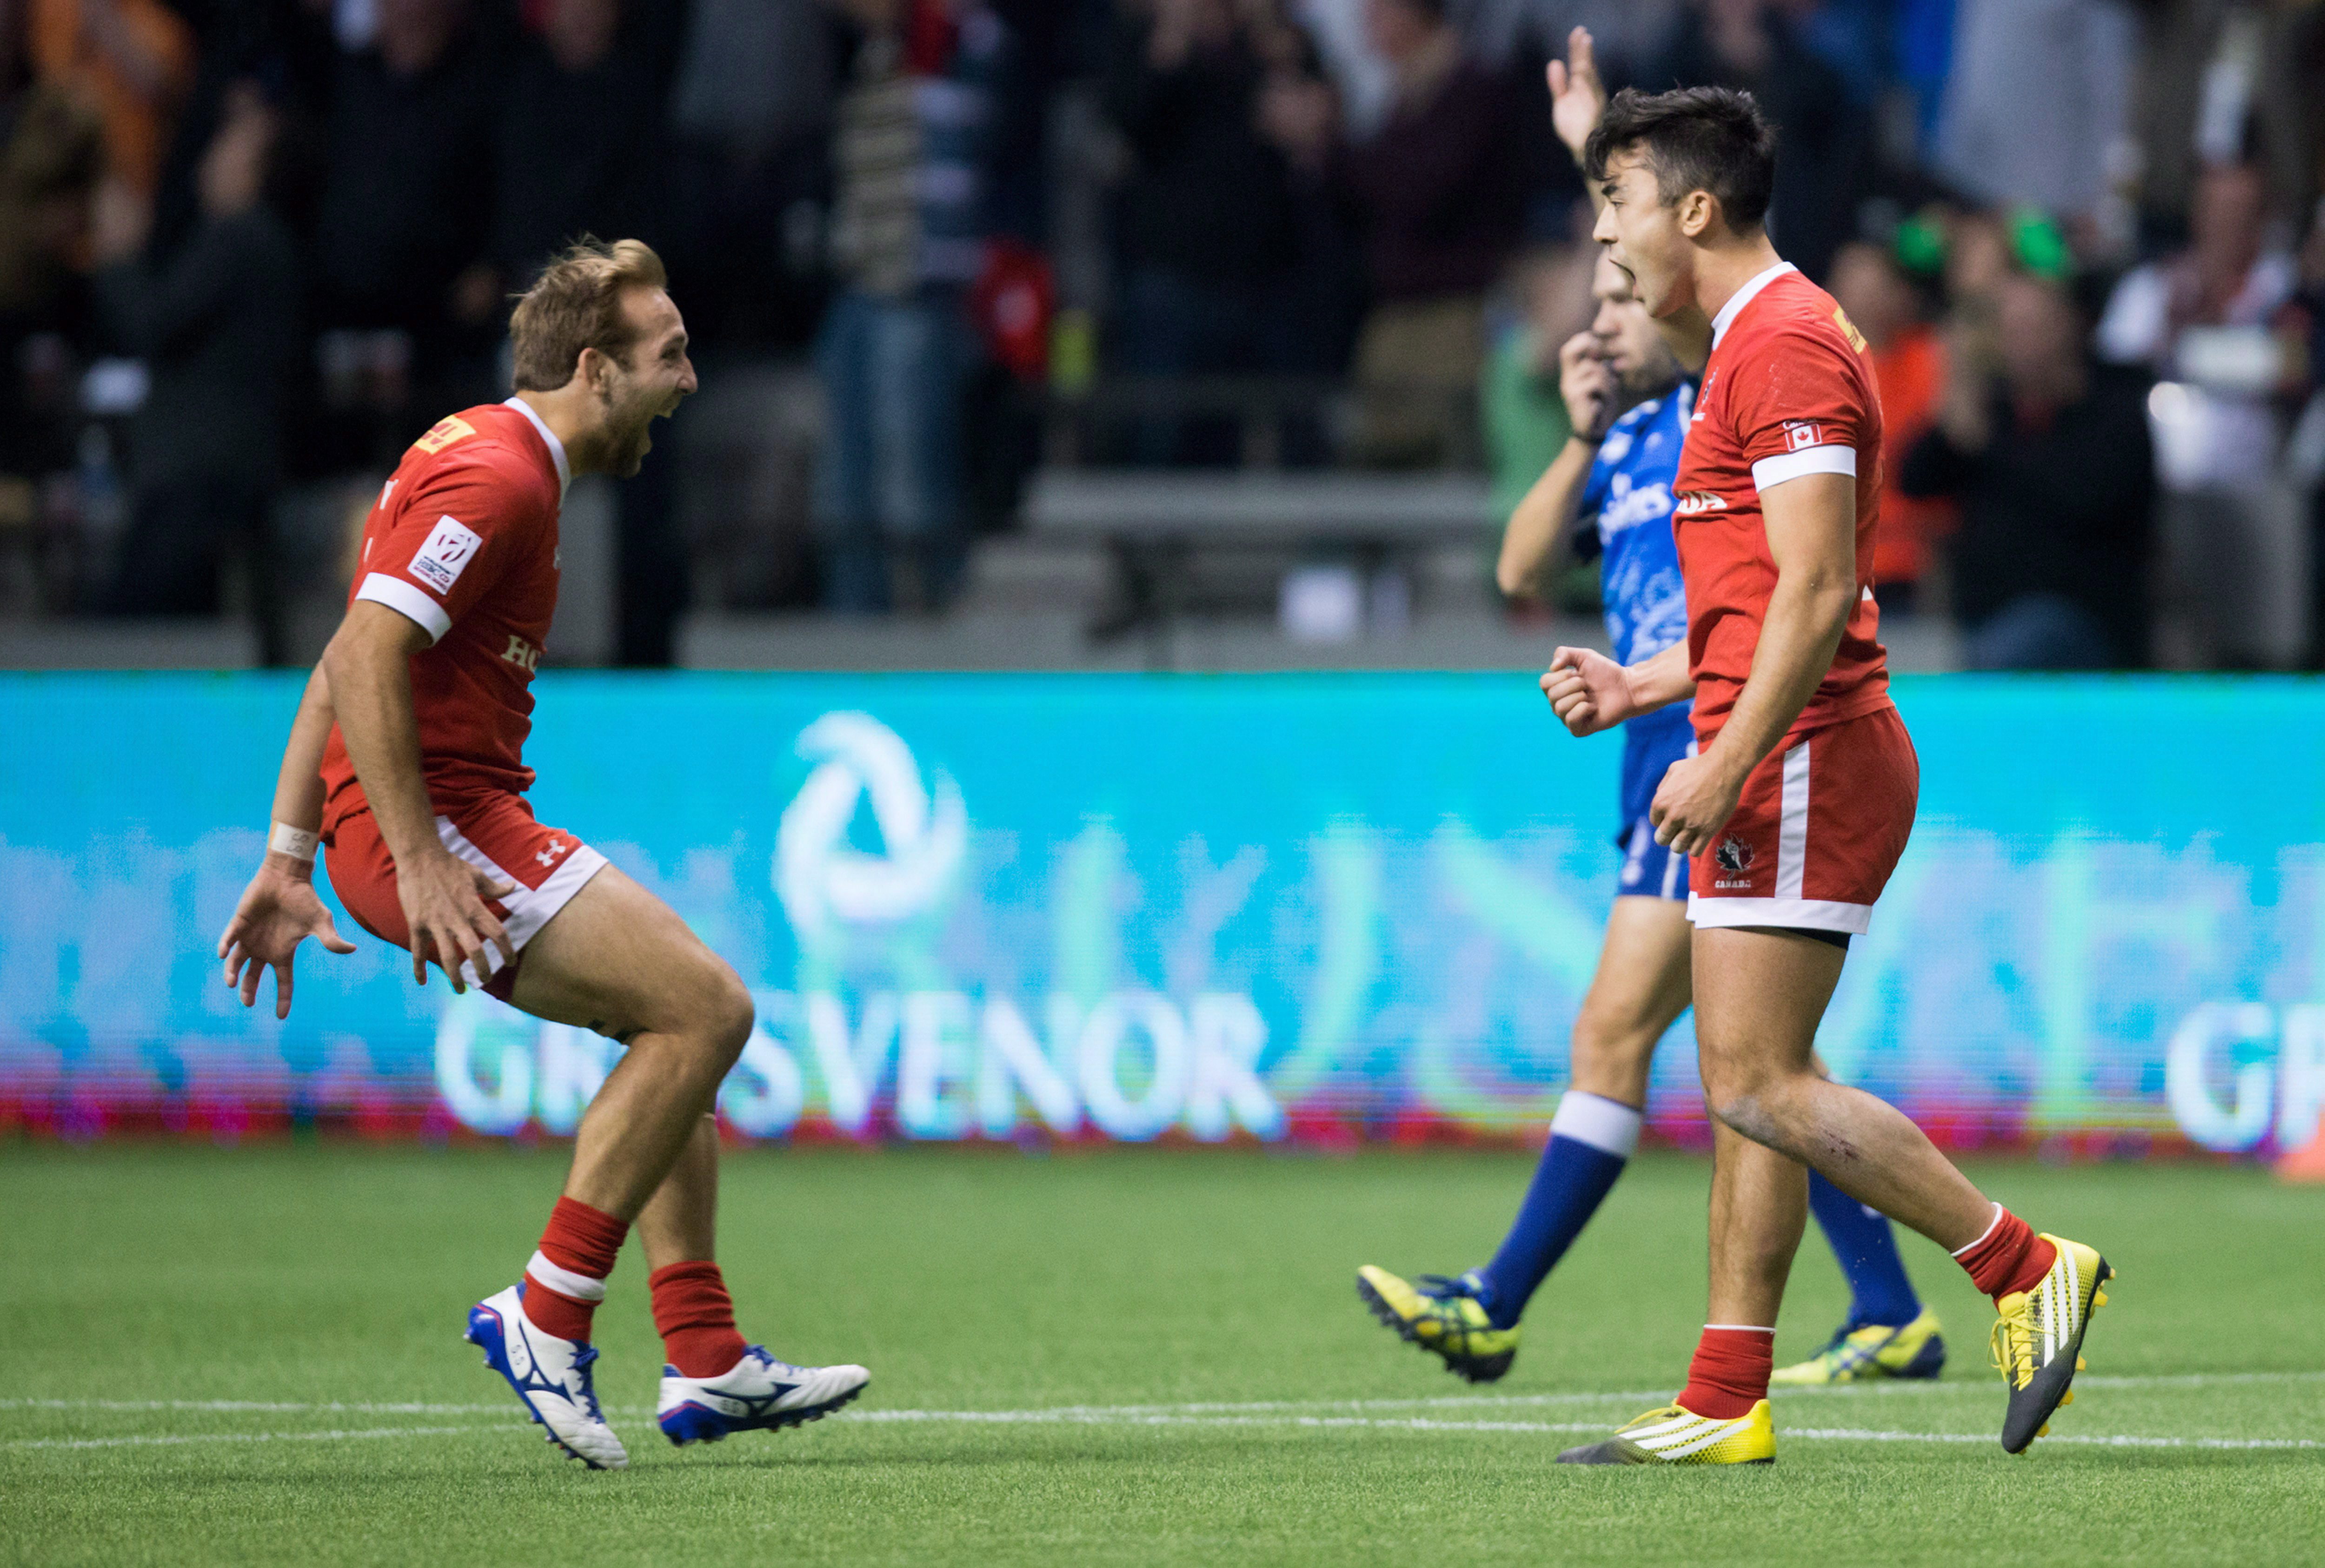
[1775,740,1811,900]
[433,817,608,989]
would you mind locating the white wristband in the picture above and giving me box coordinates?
[269,823,319,862]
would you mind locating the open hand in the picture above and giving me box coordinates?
[1540,645,1636,736]
[1648,751,1745,856]
[396,847,515,992]
[1545,27,1606,164]
[218,863,358,1019]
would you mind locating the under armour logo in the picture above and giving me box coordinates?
[536,839,568,868]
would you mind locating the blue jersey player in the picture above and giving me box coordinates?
[1359,245,1944,1388]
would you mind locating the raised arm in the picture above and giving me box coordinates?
[1546,28,1608,205]
[216,664,356,1016]
[1646,472,1857,854]
[323,601,513,990]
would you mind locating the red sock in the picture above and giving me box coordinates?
[1677,1325,1774,1419]
[650,1261,749,1378]
[521,1196,629,1343]
[1952,1205,2056,1302]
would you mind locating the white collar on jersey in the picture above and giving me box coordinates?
[1708,261,1798,351]
[503,395,571,500]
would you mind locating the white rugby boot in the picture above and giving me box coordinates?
[464,1284,628,1470]
[657,1346,870,1445]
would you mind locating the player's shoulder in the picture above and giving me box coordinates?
[1600,384,1688,467]
[405,403,538,468]
[1729,270,1870,362]
[1601,396,1665,455]
[394,405,558,508]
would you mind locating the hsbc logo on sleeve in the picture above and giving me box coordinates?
[1784,421,1823,450]
[409,516,483,594]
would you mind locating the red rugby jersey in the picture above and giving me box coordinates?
[1675,264,1893,744]
[319,398,567,833]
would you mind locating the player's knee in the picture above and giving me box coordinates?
[1702,1053,1815,1143]
[708,971,754,1062]
[1708,1089,1781,1145]
[1569,1006,1655,1098]
[682,963,754,1071]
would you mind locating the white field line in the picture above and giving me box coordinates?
[5,1412,2315,1455]
[7,1368,2319,1422]
[9,1425,498,1452]
[4,1371,2320,1455]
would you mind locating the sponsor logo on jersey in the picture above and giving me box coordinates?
[409,516,483,594]
[1600,478,1675,534]
[1832,304,1869,353]
[500,634,540,674]
[413,415,476,455]
[1784,421,1823,450]
[535,836,568,868]
[1674,490,1729,515]
[1692,370,1716,421]
[1714,836,1754,873]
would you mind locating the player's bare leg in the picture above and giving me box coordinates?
[1360,895,1692,1377]
[637,1113,721,1268]
[1692,928,1990,1247]
[1705,1125,1809,1330]
[1568,895,1693,1107]
[466,867,867,1454]
[510,866,753,1219]
[1660,926,2111,1455]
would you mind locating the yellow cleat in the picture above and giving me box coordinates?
[1355,1265,1519,1383]
[1770,1308,1946,1385]
[1992,1233,2112,1454]
[1556,1399,1776,1465]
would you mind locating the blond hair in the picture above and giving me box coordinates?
[508,237,669,392]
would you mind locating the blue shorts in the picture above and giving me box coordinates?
[1616,816,1688,900]
[1614,706,1694,902]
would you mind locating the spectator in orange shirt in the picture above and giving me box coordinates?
[1829,236,1954,614]
[29,0,195,196]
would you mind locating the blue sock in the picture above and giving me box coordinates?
[1472,1092,1640,1330]
[1807,1170,1921,1330]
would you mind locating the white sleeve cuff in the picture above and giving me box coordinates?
[356,573,452,643]
[1752,444,1857,492]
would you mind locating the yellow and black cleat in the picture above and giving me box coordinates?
[1355,1265,1519,1383]
[1556,1399,1776,1465]
[1992,1234,2112,1454]
[1771,1308,1947,1385]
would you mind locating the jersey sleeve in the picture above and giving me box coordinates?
[1725,329,1870,494]
[353,459,538,643]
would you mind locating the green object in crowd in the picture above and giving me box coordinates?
[1893,210,1948,278]
[2010,206,2074,280]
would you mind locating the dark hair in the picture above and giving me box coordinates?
[1583,86,1778,232]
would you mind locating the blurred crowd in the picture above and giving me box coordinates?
[0,0,2322,665]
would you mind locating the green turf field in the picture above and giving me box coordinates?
[1,1144,2318,1566]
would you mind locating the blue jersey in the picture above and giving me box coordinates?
[1574,381,1697,835]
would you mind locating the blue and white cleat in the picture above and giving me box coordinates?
[657,1346,870,1446]
[465,1284,628,1470]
